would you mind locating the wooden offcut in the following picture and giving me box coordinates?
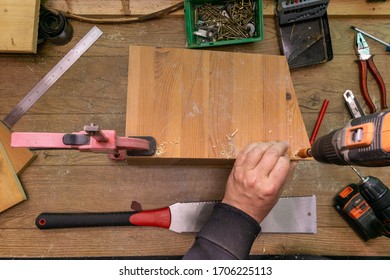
[126,46,310,163]
[0,0,40,53]
[0,142,26,213]
[0,121,36,175]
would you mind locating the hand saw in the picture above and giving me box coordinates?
[35,195,317,234]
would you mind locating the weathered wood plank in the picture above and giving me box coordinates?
[44,0,390,17]
[0,227,388,257]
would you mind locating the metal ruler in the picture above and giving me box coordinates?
[3,26,103,128]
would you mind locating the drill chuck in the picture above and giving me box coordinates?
[311,129,348,165]
[335,177,390,240]
[360,177,390,209]
[360,177,390,236]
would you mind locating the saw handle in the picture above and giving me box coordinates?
[36,207,171,230]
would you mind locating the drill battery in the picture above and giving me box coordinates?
[334,184,382,241]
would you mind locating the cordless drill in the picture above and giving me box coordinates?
[334,168,390,240]
[311,111,390,167]
[311,111,390,239]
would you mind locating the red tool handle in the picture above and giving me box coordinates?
[358,59,376,114]
[367,56,388,110]
[310,99,329,146]
[36,208,171,230]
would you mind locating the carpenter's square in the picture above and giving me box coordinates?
[2,26,103,129]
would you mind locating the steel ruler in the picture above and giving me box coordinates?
[3,26,103,128]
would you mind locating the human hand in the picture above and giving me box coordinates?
[222,142,297,223]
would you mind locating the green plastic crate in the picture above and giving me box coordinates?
[185,0,264,48]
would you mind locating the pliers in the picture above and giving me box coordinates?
[356,32,388,113]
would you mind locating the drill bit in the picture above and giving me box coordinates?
[350,165,364,181]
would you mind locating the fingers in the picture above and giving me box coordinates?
[241,142,274,170]
[253,141,290,176]
[235,142,291,174]
[268,153,292,189]
[234,142,264,168]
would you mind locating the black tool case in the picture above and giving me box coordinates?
[275,1,333,69]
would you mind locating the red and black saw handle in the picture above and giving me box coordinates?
[36,208,171,230]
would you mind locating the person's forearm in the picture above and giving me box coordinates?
[183,203,261,260]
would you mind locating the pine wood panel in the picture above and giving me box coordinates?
[126,46,310,162]
[0,0,40,53]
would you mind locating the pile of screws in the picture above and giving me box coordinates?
[194,0,257,43]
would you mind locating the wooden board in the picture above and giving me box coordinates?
[126,45,310,163]
[0,121,36,175]
[0,142,26,213]
[0,0,40,53]
[44,0,390,17]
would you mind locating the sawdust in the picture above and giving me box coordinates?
[155,140,180,157]
[213,129,239,159]
[155,143,167,157]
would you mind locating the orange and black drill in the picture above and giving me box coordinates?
[334,167,390,241]
[311,111,390,167]
[311,111,390,240]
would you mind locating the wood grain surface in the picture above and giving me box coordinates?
[0,0,40,53]
[44,0,390,17]
[0,11,390,258]
[0,122,36,175]
[126,46,310,162]
[0,142,26,213]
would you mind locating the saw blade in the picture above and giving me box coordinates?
[168,195,316,234]
[2,26,103,128]
[260,195,317,233]
[169,201,216,233]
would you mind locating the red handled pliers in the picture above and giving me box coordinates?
[356,32,388,113]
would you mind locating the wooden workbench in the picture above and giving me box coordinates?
[1,4,390,258]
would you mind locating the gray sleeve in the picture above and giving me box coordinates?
[182,203,261,260]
